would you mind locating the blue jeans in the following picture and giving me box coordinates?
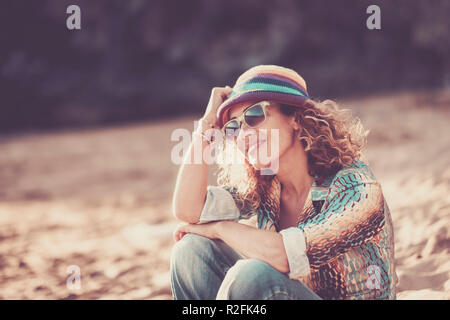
[170,233,322,300]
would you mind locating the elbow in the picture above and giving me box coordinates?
[174,211,200,224]
[274,256,290,274]
[172,202,201,224]
[268,249,290,274]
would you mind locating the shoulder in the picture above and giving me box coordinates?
[328,159,380,198]
[334,159,378,184]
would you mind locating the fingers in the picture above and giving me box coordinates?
[174,230,186,242]
[224,86,233,95]
[212,86,233,96]
[213,85,232,91]
[212,87,232,102]
[173,223,190,242]
[172,229,178,242]
[174,229,186,242]
[173,224,183,242]
[219,86,233,101]
[204,86,233,122]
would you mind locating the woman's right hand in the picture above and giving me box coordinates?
[202,86,233,128]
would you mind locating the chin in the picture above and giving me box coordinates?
[248,157,278,174]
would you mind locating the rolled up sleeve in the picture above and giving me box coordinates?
[279,227,311,279]
[197,185,241,224]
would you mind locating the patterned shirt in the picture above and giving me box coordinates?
[199,159,398,300]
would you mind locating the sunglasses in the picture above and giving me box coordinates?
[221,101,270,139]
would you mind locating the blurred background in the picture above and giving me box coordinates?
[0,0,449,299]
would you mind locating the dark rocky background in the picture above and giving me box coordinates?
[1,0,449,133]
[0,0,449,300]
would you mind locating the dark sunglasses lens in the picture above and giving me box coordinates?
[224,120,240,139]
[244,104,265,127]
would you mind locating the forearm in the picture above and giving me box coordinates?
[172,87,232,224]
[172,131,210,223]
[216,221,290,273]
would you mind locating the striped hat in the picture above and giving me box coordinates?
[216,65,310,128]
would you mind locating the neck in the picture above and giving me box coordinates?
[275,139,314,200]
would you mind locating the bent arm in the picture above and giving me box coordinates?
[172,129,211,224]
[301,181,385,267]
[216,221,290,274]
[281,178,386,278]
[173,87,233,223]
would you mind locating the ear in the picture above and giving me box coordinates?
[287,115,300,131]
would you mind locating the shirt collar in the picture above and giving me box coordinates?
[310,174,333,201]
[272,173,333,203]
[267,174,331,232]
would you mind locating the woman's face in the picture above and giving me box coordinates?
[225,101,298,172]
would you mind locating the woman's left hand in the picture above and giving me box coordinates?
[173,221,222,242]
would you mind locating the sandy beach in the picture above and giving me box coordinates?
[0,90,449,299]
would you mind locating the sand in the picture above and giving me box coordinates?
[0,89,449,299]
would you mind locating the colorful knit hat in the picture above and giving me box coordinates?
[216,65,310,128]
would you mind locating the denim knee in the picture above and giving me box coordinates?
[217,259,281,300]
[170,233,221,299]
[170,233,216,271]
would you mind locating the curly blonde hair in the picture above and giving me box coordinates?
[216,98,370,212]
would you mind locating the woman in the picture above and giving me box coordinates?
[170,65,398,300]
